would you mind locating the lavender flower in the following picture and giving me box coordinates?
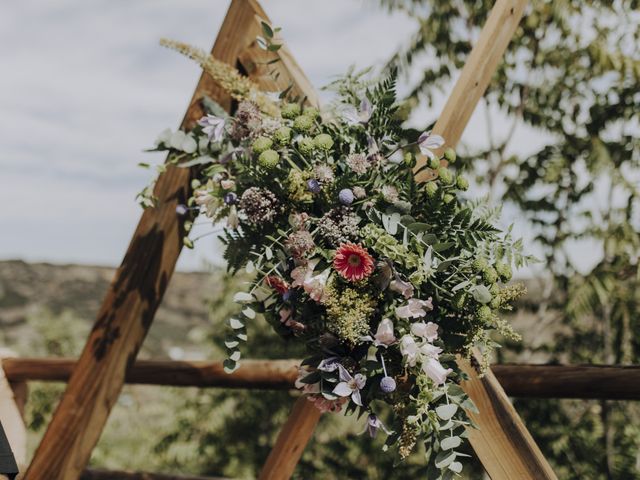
[307,179,321,193]
[338,188,355,206]
[418,131,445,160]
[175,204,189,216]
[223,192,237,205]
[362,414,392,438]
[198,114,226,142]
[380,376,396,393]
[333,365,366,406]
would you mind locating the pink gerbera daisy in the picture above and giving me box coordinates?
[333,243,375,282]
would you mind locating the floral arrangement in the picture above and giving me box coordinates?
[141,34,533,478]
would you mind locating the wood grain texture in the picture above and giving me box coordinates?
[460,355,557,480]
[24,1,316,479]
[5,357,638,400]
[258,397,322,480]
[80,469,228,480]
[413,0,528,183]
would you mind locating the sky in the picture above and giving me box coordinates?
[0,0,551,272]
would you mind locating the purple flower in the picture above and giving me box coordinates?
[224,192,237,205]
[380,376,396,393]
[198,114,226,142]
[418,131,445,160]
[317,357,341,372]
[338,188,355,206]
[333,365,366,406]
[307,179,321,193]
[175,204,189,216]
[362,414,392,438]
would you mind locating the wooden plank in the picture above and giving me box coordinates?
[460,356,556,479]
[5,357,639,400]
[24,1,317,479]
[80,469,228,480]
[414,0,529,183]
[258,397,322,480]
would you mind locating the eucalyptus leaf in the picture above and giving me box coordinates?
[435,404,458,420]
[441,436,461,450]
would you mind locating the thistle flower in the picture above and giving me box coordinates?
[418,131,445,160]
[231,101,262,140]
[338,188,355,206]
[352,186,366,199]
[313,164,334,183]
[252,136,273,154]
[307,179,321,193]
[239,187,280,225]
[223,192,237,205]
[313,133,334,151]
[381,185,399,203]
[197,114,225,142]
[258,149,280,169]
[333,243,374,282]
[346,153,369,174]
[293,115,314,132]
[281,103,301,119]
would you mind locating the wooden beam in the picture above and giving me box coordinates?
[5,357,640,400]
[258,396,322,480]
[80,469,228,480]
[24,1,316,479]
[414,0,529,183]
[460,357,556,479]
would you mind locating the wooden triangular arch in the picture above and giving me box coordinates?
[24,1,556,479]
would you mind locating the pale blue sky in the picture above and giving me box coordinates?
[0,0,554,272]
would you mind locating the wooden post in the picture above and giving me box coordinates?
[24,2,316,479]
[0,351,26,473]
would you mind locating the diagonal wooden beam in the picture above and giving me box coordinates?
[24,2,316,479]
[261,1,556,479]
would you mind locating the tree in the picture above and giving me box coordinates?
[379,1,640,478]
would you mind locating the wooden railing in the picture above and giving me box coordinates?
[4,357,639,400]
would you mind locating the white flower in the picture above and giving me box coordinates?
[220,179,235,190]
[168,130,198,153]
[419,342,442,358]
[399,334,420,367]
[226,205,239,229]
[395,297,433,319]
[373,318,396,346]
[333,365,366,406]
[291,259,330,303]
[389,278,414,299]
[340,98,374,125]
[418,131,445,160]
[422,357,452,385]
[411,322,439,342]
[197,114,226,142]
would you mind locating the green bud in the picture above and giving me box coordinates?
[303,106,320,119]
[313,133,334,151]
[293,115,314,132]
[424,182,439,198]
[456,175,469,191]
[258,149,280,169]
[452,291,467,311]
[471,258,488,273]
[495,261,513,282]
[190,179,201,189]
[183,237,194,249]
[490,296,502,309]
[252,136,273,154]
[428,156,440,170]
[443,193,455,204]
[476,305,493,323]
[444,148,457,163]
[273,126,292,146]
[489,283,500,295]
[437,167,454,185]
[298,137,315,156]
[184,220,193,232]
[482,267,499,284]
[281,103,301,119]
[404,152,415,167]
